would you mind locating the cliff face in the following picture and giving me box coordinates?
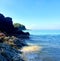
[0,13,29,61]
[0,13,29,38]
[0,32,26,61]
[0,14,14,33]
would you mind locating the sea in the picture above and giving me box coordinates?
[24,30,60,61]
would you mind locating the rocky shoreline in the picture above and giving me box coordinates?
[0,13,30,61]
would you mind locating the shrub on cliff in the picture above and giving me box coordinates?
[14,23,26,30]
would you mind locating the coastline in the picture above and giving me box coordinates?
[21,45,42,61]
[0,13,30,61]
[21,45,42,52]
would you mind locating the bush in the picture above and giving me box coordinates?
[14,23,26,30]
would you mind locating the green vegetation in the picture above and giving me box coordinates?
[14,23,26,30]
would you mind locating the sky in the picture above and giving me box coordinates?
[0,0,60,30]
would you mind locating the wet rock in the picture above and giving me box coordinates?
[14,38,28,48]
[0,43,24,61]
[0,54,7,61]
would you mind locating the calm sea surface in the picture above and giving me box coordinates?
[24,30,60,61]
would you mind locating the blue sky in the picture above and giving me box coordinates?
[0,0,60,30]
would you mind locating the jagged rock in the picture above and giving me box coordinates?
[0,14,14,34]
[0,32,27,49]
[5,17,14,33]
[0,54,7,61]
[14,38,28,48]
[0,13,29,38]
[13,30,30,38]
[0,13,29,61]
[0,43,24,61]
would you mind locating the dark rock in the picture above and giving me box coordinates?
[0,13,5,20]
[5,17,14,32]
[0,13,29,38]
[0,14,14,34]
[0,43,24,61]
[0,54,7,61]
[14,38,28,48]
[12,29,30,38]
[0,39,3,43]
[0,14,5,32]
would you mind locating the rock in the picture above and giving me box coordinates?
[0,39,3,43]
[0,32,6,43]
[0,43,24,61]
[14,38,28,48]
[0,14,5,32]
[0,13,29,38]
[5,17,14,33]
[0,13,30,61]
[0,14,14,34]
[0,54,7,61]
[0,32,6,39]
[0,33,27,49]
[13,30,30,39]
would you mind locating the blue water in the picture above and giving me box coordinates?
[25,30,60,61]
[24,30,60,35]
[26,30,60,35]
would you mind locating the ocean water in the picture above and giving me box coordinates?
[24,30,60,61]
